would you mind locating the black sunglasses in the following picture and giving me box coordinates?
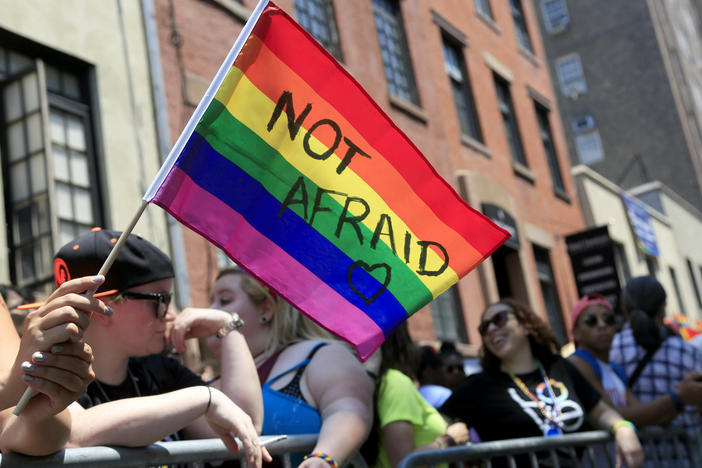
[478,310,511,336]
[118,291,172,319]
[444,364,464,374]
[583,313,616,328]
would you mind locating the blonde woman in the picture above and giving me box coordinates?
[172,267,373,468]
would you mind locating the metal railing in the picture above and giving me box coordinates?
[396,427,702,468]
[0,434,316,468]
[0,427,696,467]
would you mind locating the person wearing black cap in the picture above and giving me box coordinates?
[610,276,702,438]
[57,229,268,467]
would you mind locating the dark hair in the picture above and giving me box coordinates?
[361,321,418,465]
[480,298,560,374]
[417,345,442,382]
[378,321,418,380]
[621,276,667,352]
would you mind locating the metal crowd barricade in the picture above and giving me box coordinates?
[396,428,702,468]
[0,434,320,468]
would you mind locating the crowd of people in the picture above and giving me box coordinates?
[0,228,701,468]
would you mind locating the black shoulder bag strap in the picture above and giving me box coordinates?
[627,346,659,389]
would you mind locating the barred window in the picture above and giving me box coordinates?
[510,0,533,52]
[373,0,420,105]
[540,0,569,34]
[293,0,343,61]
[534,102,565,191]
[1,47,102,288]
[494,75,527,166]
[443,38,481,141]
[556,54,587,97]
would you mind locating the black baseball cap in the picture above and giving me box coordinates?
[53,228,174,296]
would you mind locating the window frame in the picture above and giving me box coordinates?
[372,0,421,106]
[533,101,565,192]
[510,0,534,53]
[442,35,482,142]
[293,0,343,61]
[555,53,587,97]
[0,48,102,289]
[540,0,570,35]
[493,74,528,167]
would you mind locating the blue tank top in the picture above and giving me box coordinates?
[260,343,325,435]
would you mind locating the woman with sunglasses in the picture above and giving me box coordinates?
[439,299,643,468]
[569,293,702,429]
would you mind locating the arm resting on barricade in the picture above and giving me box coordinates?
[588,400,643,468]
[303,344,374,467]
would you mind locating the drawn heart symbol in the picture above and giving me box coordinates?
[347,261,392,306]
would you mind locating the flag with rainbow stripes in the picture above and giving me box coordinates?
[145,0,509,359]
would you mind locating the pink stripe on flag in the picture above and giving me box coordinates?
[153,167,385,359]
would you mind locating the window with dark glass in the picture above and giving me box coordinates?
[534,102,565,192]
[443,38,481,141]
[687,259,702,309]
[293,0,343,61]
[474,0,493,20]
[533,245,567,345]
[510,0,533,52]
[1,46,102,288]
[494,74,527,166]
[430,285,468,343]
[372,0,420,105]
[669,267,685,315]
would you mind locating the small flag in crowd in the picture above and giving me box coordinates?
[144,0,509,359]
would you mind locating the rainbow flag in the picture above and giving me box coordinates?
[144,0,509,359]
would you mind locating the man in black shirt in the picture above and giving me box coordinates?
[53,229,266,467]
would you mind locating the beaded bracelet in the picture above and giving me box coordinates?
[669,389,684,412]
[612,420,636,433]
[303,452,338,468]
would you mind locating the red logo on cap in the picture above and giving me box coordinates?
[54,258,71,288]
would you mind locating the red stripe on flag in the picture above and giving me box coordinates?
[251,3,509,257]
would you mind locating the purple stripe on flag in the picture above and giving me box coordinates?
[153,166,385,358]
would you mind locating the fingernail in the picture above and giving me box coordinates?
[51,345,64,353]
[32,352,46,362]
[21,361,35,371]
[104,305,114,316]
[91,275,105,283]
[23,374,35,382]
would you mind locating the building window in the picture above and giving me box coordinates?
[474,0,493,20]
[372,0,420,105]
[669,266,685,315]
[687,259,702,309]
[540,0,569,34]
[430,285,468,343]
[613,242,631,286]
[293,0,343,61]
[443,38,481,141]
[572,114,604,164]
[555,54,587,97]
[575,130,604,164]
[1,47,102,288]
[510,0,533,53]
[533,245,567,345]
[534,102,565,192]
[494,74,527,166]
